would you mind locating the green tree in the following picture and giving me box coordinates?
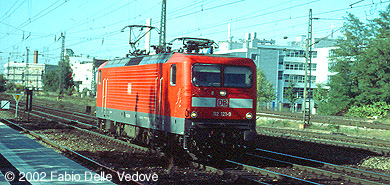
[312,83,327,103]
[257,69,275,110]
[0,74,7,92]
[42,70,59,92]
[283,82,298,112]
[327,14,370,114]
[57,56,74,95]
[312,83,328,114]
[43,56,74,94]
[325,5,390,115]
[355,37,390,105]
[355,6,390,105]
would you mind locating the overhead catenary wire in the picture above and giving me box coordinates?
[0,0,68,40]
[0,0,25,21]
[1,0,389,62]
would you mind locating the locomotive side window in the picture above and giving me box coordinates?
[192,64,221,87]
[170,64,176,86]
[223,66,252,88]
[98,70,102,85]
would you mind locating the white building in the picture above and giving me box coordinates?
[67,49,106,94]
[3,51,57,90]
[216,33,336,111]
[69,55,94,93]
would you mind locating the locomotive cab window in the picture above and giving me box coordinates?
[192,63,252,88]
[170,64,176,86]
[192,64,221,87]
[223,66,252,88]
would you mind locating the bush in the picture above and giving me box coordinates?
[346,102,390,119]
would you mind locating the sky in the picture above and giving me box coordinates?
[0,0,389,68]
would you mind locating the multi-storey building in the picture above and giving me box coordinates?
[216,33,336,112]
[3,51,57,90]
[67,49,106,95]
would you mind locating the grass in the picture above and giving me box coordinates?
[34,92,96,107]
[256,118,390,140]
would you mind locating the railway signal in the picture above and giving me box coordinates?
[1,101,10,110]
[13,94,23,117]
[25,88,33,112]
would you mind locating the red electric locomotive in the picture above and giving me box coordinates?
[96,38,257,158]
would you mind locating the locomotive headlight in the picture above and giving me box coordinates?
[191,111,198,118]
[246,113,253,119]
[219,90,227,96]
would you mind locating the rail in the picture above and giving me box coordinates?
[0,116,143,185]
[249,147,390,184]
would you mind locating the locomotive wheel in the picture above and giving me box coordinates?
[97,118,104,130]
[144,130,154,147]
[116,123,125,137]
[188,139,210,161]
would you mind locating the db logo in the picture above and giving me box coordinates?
[216,99,228,107]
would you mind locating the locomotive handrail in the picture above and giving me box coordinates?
[103,79,108,112]
[155,77,158,121]
[159,78,163,129]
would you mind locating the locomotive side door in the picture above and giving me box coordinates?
[102,77,108,115]
[154,63,164,131]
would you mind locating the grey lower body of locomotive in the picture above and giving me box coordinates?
[96,106,257,150]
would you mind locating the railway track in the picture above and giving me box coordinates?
[5,93,390,155]
[7,101,289,184]
[248,148,390,184]
[2,94,389,184]
[3,95,259,184]
[0,116,143,185]
[257,110,390,130]
[224,159,325,184]
[199,148,390,184]
[257,126,390,156]
[257,110,390,156]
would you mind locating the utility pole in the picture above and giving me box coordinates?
[60,32,65,62]
[25,47,29,87]
[59,32,65,96]
[303,9,313,128]
[26,47,29,63]
[159,0,167,52]
[7,57,10,79]
[145,18,152,54]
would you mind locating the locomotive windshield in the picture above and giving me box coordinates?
[192,64,252,88]
[192,64,221,87]
[223,66,252,88]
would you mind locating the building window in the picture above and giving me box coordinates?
[284,62,305,71]
[311,51,317,58]
[251,53,257,61]
[284,74,289,82]
[278,71,283,80]
[170,64,176,86]
[283,74,316,84]
[309,63,317,71]
[278,55,284,65]
[310,76,316,83]
[286,50,306,57]
[285,50,318,58]
[283,87,304,98]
